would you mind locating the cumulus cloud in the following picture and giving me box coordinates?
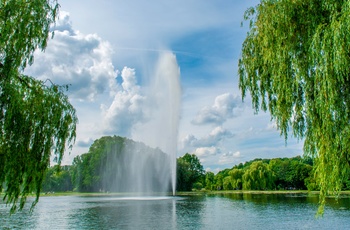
[53,11,75,34]
[179,126,233,163]
[218,151,241,165]
[192,93,243,125]
[180,126,233,149]
[194,146,221,157]
[101,67,148,136]
[100,51,181,141]
[25,11,117,101]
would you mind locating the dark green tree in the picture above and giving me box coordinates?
[0,0,77,213]
[176,158,191,191]
[70,136,171,193]
[176,153,205,191]
[239,0,350,213]
[269,157,312,190]
[42,165,73,192]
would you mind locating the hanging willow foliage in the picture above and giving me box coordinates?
[239,0,350,214]
[0,0,77,213]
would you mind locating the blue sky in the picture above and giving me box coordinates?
[25,0,303,172]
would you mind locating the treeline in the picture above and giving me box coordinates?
[176,154,350,192]
[41,136,350,193]
[42,136,171,193]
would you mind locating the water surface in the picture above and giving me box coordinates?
[1,193,349,229]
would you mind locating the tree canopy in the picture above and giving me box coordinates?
[43,154,324,193]
[0,0,77,213]
[70,136,172,193]
[239,0,350,213]
[176,153,205,191]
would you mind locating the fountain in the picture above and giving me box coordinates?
[101,52,181,196]
[151,52,181,195]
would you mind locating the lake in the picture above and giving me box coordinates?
[1,193,349,229]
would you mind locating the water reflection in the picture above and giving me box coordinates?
[220,192,350,210]
[55,196,181,229]
[1,194,349,229]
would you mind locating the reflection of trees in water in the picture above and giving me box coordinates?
[221,192,350,210]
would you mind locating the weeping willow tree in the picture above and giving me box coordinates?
[239,0,350,214]
[0,0,77,213]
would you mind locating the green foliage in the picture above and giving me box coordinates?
[214,173,224,190]
[229,169,244,190]
[213,168,232,190]
[242,161,274,190]
[223,156,314,191]
[204,172,215,190]
[42,165,73,192]
[70,136,124,192]
[176,153,205,191]
[239,0,350,212]
[343,176,350,190]
[305,175,319,191]
[0,0,59,74]
[223,176,233,190]
[70,136,171,193]
[269,157,312,190]
[0,0,77,213]
[192,182,203,191]
[41,153,348,194]
[176,158,191,191]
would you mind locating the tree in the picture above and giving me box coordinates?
[176,158,191,191]
[0,1,77,213]
[205,172,215,190]
[42,165,73,192]
[176,153,205,191]
[242,161,274,190]
[268,157,312,190]
[70,136,172,193]
[239,0,350,213]
[223,176,233,190]
[229,168,244,190]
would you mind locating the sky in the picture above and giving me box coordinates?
[25,0,304,173]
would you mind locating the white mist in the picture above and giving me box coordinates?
[152,52,181,195]
[131,51,181,195]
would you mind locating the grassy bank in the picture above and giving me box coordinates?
[177,190,350,198]
[177,190,311,196]
[2,190,349,198]
[35,190,350,197]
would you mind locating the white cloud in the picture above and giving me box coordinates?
[194,146,220,157]
[24,1,304,169]
[180,126,233,150]
[58,0,253,49]
[218,151,241,165]
[101,51,181,142]
[25,11,117,101]
[53,11,74,34]
[192,93,243,125]
[101,67,148,137]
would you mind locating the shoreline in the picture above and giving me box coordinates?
[7,190,348,198]
[178,190,350,197]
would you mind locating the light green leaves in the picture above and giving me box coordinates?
[0,76,77,213]
[0,0,77,213]
[239,0,350,214]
